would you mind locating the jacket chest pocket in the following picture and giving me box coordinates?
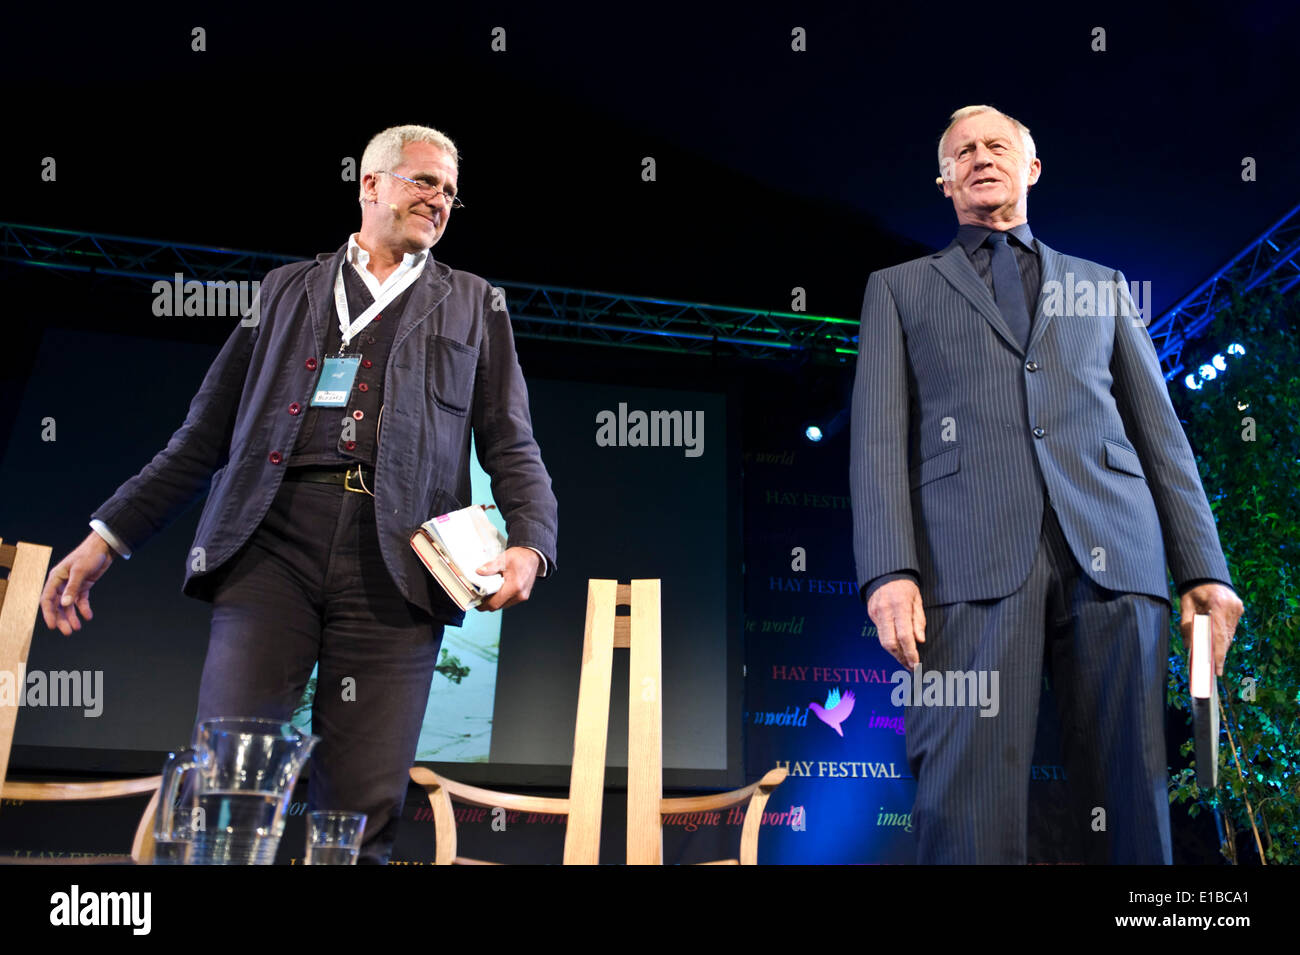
[427,334,479,415]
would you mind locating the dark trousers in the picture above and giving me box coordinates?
[905,504,1172,864]
[194,475,444,864]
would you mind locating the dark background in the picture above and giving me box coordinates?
[5,3,1296,314]
[3,2,1296,444]
[3,1,1295,458]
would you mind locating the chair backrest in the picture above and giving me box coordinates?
[623,580,663,865]
[0,537,54,796]
[565,579,663,865]
[0,537,162,863]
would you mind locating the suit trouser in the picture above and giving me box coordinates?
[194,475,444,865]
[905,503,1172,864]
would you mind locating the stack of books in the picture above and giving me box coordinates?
[410,505,508,610]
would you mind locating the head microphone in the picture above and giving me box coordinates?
[361,198,399,212]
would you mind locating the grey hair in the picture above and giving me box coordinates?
[937,105,1036,173]
[359,125,459,198]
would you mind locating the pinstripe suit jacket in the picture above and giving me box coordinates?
[850,234,1231,607]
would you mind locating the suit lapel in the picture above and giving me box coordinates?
[304,246,347,360]
[393,259,453,351]
[1026,239,1063,353]
[930,240,1024,356]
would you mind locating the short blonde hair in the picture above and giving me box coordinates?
[937,105,1036,174]
[359,125,459,198]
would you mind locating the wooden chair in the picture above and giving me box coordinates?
[0,536,162,864]
[410,578,787,864]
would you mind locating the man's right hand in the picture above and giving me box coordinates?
[869,578,927,668]
[41,532,115,635]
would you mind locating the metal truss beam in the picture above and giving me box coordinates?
[1147,202,1300,380]
[0,222,299,286]
[497,283,857,361]
[5,211,1296,373]
[0,222,856,362]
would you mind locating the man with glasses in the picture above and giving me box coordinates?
[41,125,559,864]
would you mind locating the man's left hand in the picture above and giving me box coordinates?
[475,547,541,612]
[1179,582,1244,680]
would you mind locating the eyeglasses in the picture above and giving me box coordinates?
[382,171,464,209]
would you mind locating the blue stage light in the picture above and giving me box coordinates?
[1226,343,1246,356]
[1199,364,1218,381]
[1185,374,1203,390]
[805,425,824,443]
[1212,354,1227,371]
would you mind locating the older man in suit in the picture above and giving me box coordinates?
[39,125,558,864]
[850,105,1242,863]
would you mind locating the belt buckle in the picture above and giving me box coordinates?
[344,465,372,496]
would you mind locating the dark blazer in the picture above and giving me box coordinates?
[91,242,558,625]
[850,235,1230,607]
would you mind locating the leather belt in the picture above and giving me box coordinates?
[283,463,375,496]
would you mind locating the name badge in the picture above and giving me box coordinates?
[310,355,361,407]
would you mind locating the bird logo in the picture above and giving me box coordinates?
[808,687,855,737]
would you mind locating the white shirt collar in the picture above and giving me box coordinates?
[346,233,428,296]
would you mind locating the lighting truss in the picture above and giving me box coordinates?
[0,222,857,362]
[1147,202,1300,381]
[5,210,1296,372]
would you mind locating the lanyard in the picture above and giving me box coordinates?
[333,256,424,354]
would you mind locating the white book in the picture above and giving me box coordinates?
[1191,614,1214,699]
[1190,613,1219,789]
[410,506,507,609]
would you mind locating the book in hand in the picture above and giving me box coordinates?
[1190,613,1219,790]
[410,505,508,610]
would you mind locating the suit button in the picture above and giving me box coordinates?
[361,359,373,368]
[268,451,283,464]
[288,402,301,415]
[345,440,357,450]
[358,382,369,392]
[1032,427,1046,439]
[1025,360,1039,372]
[352,410,364,420]
[305,358,318,371]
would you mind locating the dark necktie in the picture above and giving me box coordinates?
[987,232,1031,349]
